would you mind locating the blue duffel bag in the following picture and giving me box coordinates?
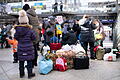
[38,57,53,74]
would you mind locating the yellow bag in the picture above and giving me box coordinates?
[56,24,62,35]
[95,34,103,40]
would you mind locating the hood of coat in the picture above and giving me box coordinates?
[14,25,32,36]
[27,8,37,17]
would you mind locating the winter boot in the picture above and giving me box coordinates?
[28,73,35,79]
[27,68,35,79]
[13,60,18,63]
[19,69,25,78]
[20,73,25,78]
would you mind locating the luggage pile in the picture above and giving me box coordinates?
[94,46,117,61]
[94,34,117,61]
[38,42,90,74]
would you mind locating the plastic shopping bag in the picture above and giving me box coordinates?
[38,57,53,74]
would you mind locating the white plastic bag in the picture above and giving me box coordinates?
[71,43,85,54]
[42,45,50,56]
[103,52,116,61]
[62,44,71,51]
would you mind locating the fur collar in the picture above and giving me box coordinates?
[14,24,32,29]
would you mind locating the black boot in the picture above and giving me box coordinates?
[19,70,25,78]
[27,68,35,79]
[20,73,25,78]
[13,60,18,63]
[28,73,35,79]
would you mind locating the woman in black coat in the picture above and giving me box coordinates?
[79,16,97,59]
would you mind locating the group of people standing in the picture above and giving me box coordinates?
[53,1,63,13]
[41,15,105,60]
[3,3,106,79]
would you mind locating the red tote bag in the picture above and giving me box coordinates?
[50,43,61,50]
[50,27,62,50]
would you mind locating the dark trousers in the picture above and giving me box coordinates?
[60,5,63,11]
[19,60,33,75]
[13,52,18,61]
[100,40,103,47]
[54,8,58,13]
[1,36,6,48]
[32,44,38,67]
[37,42,40,50]
[82,42,95,58]
[43,34,50,46]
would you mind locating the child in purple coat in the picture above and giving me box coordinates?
[14,10,36,79]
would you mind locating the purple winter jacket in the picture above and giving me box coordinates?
[14,25,36,61]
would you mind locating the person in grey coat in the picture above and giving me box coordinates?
[23,4,41,67]
[14,10,36,79]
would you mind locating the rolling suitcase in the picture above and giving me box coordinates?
[73,56,89,69]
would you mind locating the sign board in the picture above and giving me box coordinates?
[34,3,43,9]
[6,0,53,14]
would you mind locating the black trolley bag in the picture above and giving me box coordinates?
[73,55,89,69]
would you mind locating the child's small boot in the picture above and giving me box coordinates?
[13,60,18,63]
[19,69,25,78]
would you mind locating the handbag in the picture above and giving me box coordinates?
[50,30,61,50]
[50,43,61,50]
[54,57,68,71]
[73,55,89,69]
[95,33,103,40]
[38,57,53,74]
[96,46,105,60]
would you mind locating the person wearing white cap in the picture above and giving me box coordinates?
[14,10,36,79]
